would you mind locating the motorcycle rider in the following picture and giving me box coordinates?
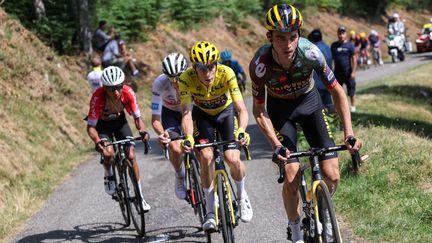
[388,13,407,51]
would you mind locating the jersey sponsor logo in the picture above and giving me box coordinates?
[254,57,266,78]
[151,103,159,110]
[193,94,228,109]
[305,47,320,61]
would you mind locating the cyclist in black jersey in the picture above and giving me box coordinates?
[249,4,362,242]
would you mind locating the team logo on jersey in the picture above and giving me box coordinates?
[305,46,320,61]
[254,57,266,78]
[151,103,159,110]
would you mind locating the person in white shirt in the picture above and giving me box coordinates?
[87,56,103,93]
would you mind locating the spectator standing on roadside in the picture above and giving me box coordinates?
[308,28,334,111]
[331,26,357,113]
[87,56,103,93]
[93,21,111,52]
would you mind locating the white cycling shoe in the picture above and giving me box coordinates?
[104,176,116,195]
[239,195,253,222]
[202,213,216,231]
[141,198,151,212]
[174,175,187,199]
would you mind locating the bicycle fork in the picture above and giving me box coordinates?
[213,170,237,228]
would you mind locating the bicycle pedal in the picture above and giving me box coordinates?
[111,195,119,201]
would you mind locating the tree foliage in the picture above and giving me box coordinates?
[2,0,431,54]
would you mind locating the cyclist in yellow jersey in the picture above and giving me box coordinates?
[179,41,253,231]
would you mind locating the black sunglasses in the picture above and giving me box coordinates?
[194,62,217,72]
[106,85,123,92]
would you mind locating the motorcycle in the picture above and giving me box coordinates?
[386,34,405,63]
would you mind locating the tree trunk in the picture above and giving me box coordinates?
[73,0,93,55]
[33,0,46,20]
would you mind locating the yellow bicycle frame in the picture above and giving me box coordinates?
[213,169,237,227]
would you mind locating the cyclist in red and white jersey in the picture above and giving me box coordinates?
[151,53,188,200]
[87,66,151,211]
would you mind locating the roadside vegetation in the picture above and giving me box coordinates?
[1,1,432,242]
[334,62,432,241]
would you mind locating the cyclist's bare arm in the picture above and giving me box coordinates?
[233,99,249,131]
[151,114,170,146]
[134,117,148,140]
[87,125,101,144]
[151,114,165,136]
[328,84,361,151]
[252,98,282,150]
[181,103,194,137]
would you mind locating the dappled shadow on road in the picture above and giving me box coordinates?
[15,222,141,242]
[144,226,204,242]
[352,112,432,140]
[357,84,432,105]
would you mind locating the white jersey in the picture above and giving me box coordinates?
[151,74,181,115]
[87,68,103,93]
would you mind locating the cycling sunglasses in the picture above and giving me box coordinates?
[106,84,123,92]
[194,62,217,72]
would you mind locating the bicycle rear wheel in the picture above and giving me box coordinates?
[113,164,130,226]
[217,174,235,243]
[125,160,146,237]
[314,181,342,243]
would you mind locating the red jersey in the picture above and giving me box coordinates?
[87,85,141,127]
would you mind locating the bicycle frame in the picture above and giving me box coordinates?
[277,145,353,242]
[194,139,239,228]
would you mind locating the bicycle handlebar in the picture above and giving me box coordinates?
[104,136,151,155]
[165,135,251,160]
[275,140,360,184]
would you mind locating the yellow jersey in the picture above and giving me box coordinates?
[179,64,243,116]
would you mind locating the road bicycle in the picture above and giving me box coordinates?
[163,136,209,241]
[274,139,360,243]
[102,136,150,237]
[194,132,251,243]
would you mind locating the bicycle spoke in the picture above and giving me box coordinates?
[126,162,145,237]
[113,165,130,226]
[315,181,342,243]
[217,174,235,243]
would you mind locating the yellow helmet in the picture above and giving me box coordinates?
[265,4,303,32]
[349,30,356,38]
[359,32,366,39]
[189,41,220,65]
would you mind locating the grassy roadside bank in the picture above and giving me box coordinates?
[334,62,432,241]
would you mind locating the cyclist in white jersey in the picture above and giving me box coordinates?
[151,53,188,199]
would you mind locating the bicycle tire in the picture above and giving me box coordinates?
[190,156,206,224]
[113,164,131,226]
[125,160,146,237]
[351,152,362,175]
[314,181,342,243]
[217,174,235,243]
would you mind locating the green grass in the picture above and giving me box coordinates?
[333,62,432,242]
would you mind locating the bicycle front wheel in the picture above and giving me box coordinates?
[113,164,130,226]
[314,180,342,243]
[125,160,145,237]
[190,156,206,224]
[217,174,235,243]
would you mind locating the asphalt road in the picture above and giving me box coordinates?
[11,52,432,243]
